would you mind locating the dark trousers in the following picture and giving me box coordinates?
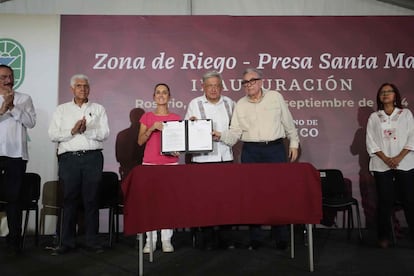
[58,151,103,247]
[374,169,414,240]
[241,141,289,243]
[0,156,27,248]
[195,225,236,249]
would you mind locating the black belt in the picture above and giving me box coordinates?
[60,149,102,157]
[243,138,283,146]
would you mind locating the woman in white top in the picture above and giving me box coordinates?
[366,83,414,249]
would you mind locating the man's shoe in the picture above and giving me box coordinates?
[205,241,217,251]
[51,246,75,256]
[143,242,156,253]
[219,240,236,250]
[5,238,22,257]
[378,239,389,249]
[248,240,261,250]
[162,241,174,253]
[227,242,236,250]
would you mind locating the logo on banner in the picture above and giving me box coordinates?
[0,38,26,89]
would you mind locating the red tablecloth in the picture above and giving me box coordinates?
[122,162,322,235]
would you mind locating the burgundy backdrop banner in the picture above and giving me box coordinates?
[59,15,413,225]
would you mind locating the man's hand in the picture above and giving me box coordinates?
[0,102,7,115]
[212,130,221,141]
[71,116,87,135]
[288,148,299,162]
[1,89,14,114]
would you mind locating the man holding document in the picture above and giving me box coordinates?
[185,71,235,163]
[213,68,300,251]
[184,70,236,250]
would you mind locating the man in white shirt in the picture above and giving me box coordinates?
[0,64,36,256]
[185,71,236,250]
[185,70,235,163]
[48,74,109,255]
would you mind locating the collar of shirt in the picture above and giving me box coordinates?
[246,88,266,103]
[71,98,89,107]
[201,94,224,105]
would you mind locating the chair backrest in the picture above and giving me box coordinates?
[41,180,64,208]
[22,172,41,207]
[99,171,120,208]
[319,169,347,199]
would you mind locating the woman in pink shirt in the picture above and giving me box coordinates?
[138,83,180,253]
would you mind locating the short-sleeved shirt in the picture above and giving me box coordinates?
[140,111,181,164]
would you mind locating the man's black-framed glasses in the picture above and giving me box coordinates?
[241,78,261,87]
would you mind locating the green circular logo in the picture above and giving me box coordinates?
[0,38,26,89]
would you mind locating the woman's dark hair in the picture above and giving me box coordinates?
[153,83,170,96]
[376,83,402,111]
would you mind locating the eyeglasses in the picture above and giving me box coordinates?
[241,78,261,87]
[380,90,394,96]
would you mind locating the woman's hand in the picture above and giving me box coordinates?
[152,121,163,131]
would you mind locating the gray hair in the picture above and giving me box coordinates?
[202,70,223,83]
[243,68,263,79]
[70,74,89,88]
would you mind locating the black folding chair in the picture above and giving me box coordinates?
[319,169,363,241]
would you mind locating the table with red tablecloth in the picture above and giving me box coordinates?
[122,162,322,274]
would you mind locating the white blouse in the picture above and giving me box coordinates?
[366,108,414,172]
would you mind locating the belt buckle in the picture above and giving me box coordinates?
[75,150,85,157]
